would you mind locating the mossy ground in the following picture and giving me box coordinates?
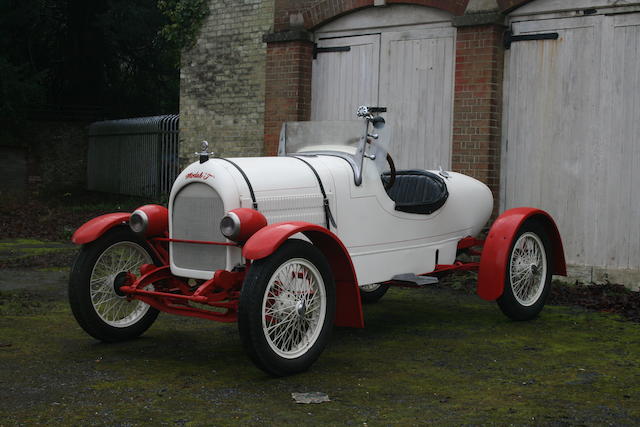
[1,283,639,425]
[0,239,75,256]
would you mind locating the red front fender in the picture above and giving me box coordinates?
[71,213,130,245]
[477,208,567,301]
[243,222,363,328]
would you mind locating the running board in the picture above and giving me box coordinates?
[389,274,439,287]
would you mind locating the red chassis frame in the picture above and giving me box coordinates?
[119,237,245,323]
[116,236,485,323]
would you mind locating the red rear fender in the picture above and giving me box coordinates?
[71,213,131,245]
[477,208,566,301]
[243,222,363,328]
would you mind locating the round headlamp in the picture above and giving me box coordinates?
[129,210,149,234]
[220,212,241,241]
[219,208,267,243]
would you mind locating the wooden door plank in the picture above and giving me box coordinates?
[311,35,380,121]
[379,28,455,170]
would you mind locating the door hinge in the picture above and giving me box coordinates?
[313,43,351,59]
[503,30,559,50]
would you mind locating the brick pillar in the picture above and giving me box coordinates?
[452,24,505,216]
[263,31,314,156]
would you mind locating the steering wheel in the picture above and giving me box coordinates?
[384,153,396,191]
[366,136,396,190]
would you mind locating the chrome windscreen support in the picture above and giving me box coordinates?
[354,105,386,186]
[277,122,287,156]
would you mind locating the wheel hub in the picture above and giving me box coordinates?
[113,272,131,297]
[295,300,307,317]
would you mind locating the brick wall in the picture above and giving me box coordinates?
[452,24,504,215]
[179,0,275,164]
[264,40,313,155]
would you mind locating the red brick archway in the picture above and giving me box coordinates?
[497,0,535,13]
[274,0,469,32]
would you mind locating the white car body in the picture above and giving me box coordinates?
[168,121,493,285]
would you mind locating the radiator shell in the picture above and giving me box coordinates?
[169,157,334,279]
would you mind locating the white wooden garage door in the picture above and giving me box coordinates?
[502,12,640,271]
[311,23,455,170]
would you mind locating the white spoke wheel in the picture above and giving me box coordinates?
[69,227,160,342]
[239,240,336,376]
[497,221,553,321]
[359,283,389,303]
[90,241,153,327]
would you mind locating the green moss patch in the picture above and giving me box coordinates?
[0,239,75,258]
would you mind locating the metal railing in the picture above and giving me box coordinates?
[87,115,179,197]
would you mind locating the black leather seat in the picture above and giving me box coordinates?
[382,170,449,215]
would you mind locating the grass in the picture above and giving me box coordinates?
[1,285,639,425]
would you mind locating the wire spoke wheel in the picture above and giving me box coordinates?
[89,241,153,327]
[497,221,553,321]
[69,227,160,342]
[262,259,326,359]
[239,240,336,376]
[509,232,547,307]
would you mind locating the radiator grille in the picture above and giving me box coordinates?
[171,183,226,272]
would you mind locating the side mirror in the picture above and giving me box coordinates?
[371,116,385,130]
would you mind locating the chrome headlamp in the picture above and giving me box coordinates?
[220,212,241,241]
[129,209,149,234]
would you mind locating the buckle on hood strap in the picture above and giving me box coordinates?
[290,155,337,231]
[217,158,258,210]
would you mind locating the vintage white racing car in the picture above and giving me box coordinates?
[69,106,566,376]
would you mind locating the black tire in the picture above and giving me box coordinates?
[68,227,160,342]
[497,220,553,321]
[238,240,336,376]
[359,283,389,303]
